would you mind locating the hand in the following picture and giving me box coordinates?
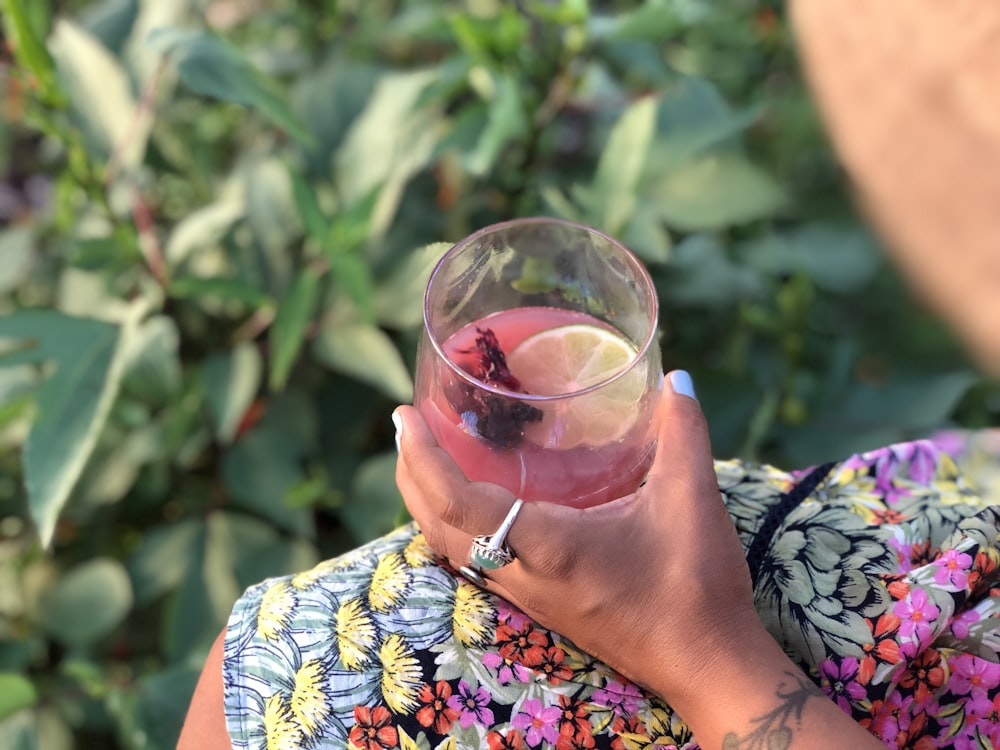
[395,371,760,708]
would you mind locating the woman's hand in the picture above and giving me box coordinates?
[396,372,886,749]
[395,372,757,707]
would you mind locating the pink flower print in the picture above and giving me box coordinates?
[889,538,915,574]
[590,679,643,717]
[498,601,531,631]
[906,440,939,485]
[894,588,940,657]
[511,698,561,747]
[950,608,981,640]
[818,657,867,713]
[447,680,495,728]
[929,429,968,459]
[868,690,913,745]
[932,549,973,590]
[852,440,942,504]
[949,654,1000,698]
[482,651,531,685]
[950,692,1000,750]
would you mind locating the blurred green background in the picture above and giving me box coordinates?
[0,0,996,747]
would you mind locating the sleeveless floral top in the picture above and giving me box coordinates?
[223,432,1000,749]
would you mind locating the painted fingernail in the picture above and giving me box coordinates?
[669,370,697,401]
[391,410,403,453]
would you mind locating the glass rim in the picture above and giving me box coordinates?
[422,217,660,402]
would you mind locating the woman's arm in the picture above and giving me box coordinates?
[177,629,232,750]
[395,373,884,749]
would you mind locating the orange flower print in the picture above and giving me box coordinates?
[487,729,529,750]
[349,705,398,750]
[497,621,549,668]
[416,680,459,734]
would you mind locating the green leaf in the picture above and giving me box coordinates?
[0,0,62,105]
[133,666,201,750]
[202,342,262,445]
[780,371,980,467]
[591,1,684,42]
[36,558,134,647]
[122,315,182,405]
[342,452,403,543]
[220,395,316,537]
[329,253,375,324]
[289,168,329,248]
[742,224,883,293]
[663,234,765,307]
[0,309,131,547]
[589,96,656,234]
[149,28,313,147]
[623,205,672,264]
[373,242,452,330]
[161,520,233,665]
[0,227,35,295]
[127,519,202,606]
[313,318,413,402]
[50,19,149,169]
[588,0,684,43]
[269,267,323,390]
[242,156,301,297]
[465,72,528,176]
[164,194,244,268]
[653,153,787,231]
[0,674,36,720]
[0,709,37,750]
[334,70,440,244]
[291,60,379,167]
[168,276,273,309]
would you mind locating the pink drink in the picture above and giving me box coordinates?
[415,306,659,508]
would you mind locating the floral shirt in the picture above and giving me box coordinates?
[223,433,1000,749]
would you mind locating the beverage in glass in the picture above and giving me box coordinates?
[414,218,661,508]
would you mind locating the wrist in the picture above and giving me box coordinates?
[650,625,883,750]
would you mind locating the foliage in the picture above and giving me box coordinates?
[0,0,995,747]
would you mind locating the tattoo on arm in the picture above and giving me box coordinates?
[721,671,826,750]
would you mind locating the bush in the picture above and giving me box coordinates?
[0,0,994,747]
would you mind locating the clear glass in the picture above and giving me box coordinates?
[414,218,662,508]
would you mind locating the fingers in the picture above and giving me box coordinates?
[394,405,575,580]
[394,405,517,540]
[644,370,717,497]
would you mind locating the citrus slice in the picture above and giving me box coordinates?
[506,324,647,448]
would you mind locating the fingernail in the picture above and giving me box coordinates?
[669,370,697,401]
[391,410,403,453]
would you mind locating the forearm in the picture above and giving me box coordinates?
[651,627,884,750]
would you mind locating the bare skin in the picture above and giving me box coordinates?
[395,380,886,750]
[179,383,886,750]
[177,629,228,749]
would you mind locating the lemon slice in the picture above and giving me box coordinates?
[506,324,647,448]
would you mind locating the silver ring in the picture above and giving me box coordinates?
[458,565,488,587]
[462,498,525,583]
[470,535,515,569]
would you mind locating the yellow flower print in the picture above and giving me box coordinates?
[369,552,411,613]
[337,598,378,671]
[258,581,297,641]
[291,660,331,738]
[403,532,436,568]
[291,559,343,590]
[263,693,303,750]
[452,580,495,647]
[380,633,423,714]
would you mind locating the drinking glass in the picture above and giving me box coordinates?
[414,218,661,508]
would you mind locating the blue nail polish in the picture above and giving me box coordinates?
[669,370,697,401]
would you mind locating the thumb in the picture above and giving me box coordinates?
[644,370,716,493]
